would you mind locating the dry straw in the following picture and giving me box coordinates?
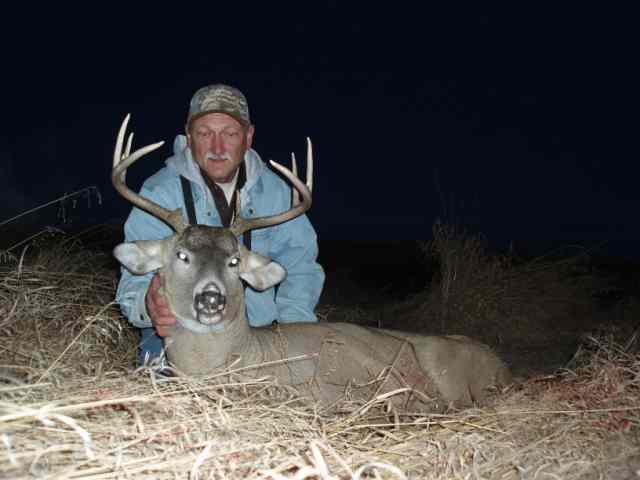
[1,231,639,478]
[402,221,605,344]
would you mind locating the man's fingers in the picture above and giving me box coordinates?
[146,273,176,337]
[149,275,161,293]
[155,314,176,326]
[154,294,169,307]
[156,325,171,337]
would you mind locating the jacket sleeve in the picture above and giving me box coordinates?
[115,180,178,328]
[269,212,325,323]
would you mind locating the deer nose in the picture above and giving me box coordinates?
[194,283,226,314]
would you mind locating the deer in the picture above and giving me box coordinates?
[112,115,512,412]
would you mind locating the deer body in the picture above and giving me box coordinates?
[167,317,511,409]
[112,115,511,411]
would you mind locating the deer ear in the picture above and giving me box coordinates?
[114,240,167,274]
[238,245,287,291]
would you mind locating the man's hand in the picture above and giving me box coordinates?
[145,273,177,337]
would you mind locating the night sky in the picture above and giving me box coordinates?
[1,4,637,258]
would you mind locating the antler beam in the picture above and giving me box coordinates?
[112,114,186,233]
[230,138,313,236]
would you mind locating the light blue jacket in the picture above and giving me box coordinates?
[115,135,325,329]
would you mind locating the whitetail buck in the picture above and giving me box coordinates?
[113,115,511,411]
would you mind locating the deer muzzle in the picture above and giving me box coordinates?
[194,282,226,324]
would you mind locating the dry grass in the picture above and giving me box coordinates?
[1,232,639,479]
[397,222,602,343]
[0,229,136,382]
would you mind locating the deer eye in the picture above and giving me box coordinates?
[228,257,240,267]
[176,251,190,263]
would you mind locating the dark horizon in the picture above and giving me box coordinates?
[1,5,637,260]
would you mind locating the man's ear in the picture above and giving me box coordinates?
[245,124,255,150]
[114,239,168,274]
[238,244,286,291]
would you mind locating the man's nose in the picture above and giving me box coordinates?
[210,134,225,155]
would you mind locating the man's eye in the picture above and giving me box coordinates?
[228,257,240,267]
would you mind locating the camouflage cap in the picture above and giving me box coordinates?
[187,84,251,128]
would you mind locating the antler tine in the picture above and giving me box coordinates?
[112,114,186,233]
[124,131,133,158]
[290,138,314,205]
[230,138,314,237]
[113,113,130,169]
[291,152,300,206]
[306,137,313,193]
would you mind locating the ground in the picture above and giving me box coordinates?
[1,231,638,478]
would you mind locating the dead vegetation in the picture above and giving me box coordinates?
[0,230,135,385]
[387,222,607,344]
[1,230,639,479]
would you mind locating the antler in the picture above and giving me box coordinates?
[113,114,186,233]
[230,138,313,236]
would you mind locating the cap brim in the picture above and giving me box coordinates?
[187,110,250,129]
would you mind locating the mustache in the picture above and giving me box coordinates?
[205,152,232,161]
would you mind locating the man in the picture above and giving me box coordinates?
[115,84,325,365]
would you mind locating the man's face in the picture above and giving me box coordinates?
[187,112,254,183]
